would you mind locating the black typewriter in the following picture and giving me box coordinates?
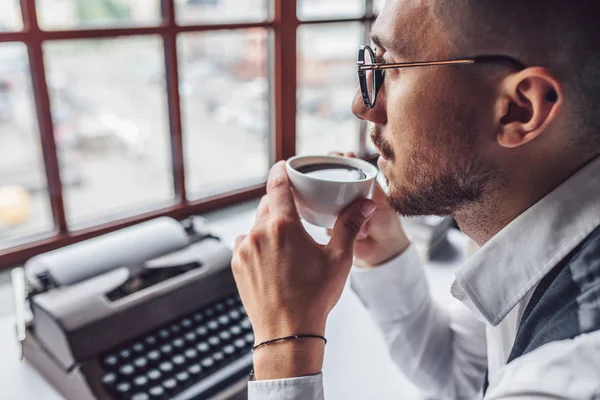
[19,218,254,400]
[99,292,253,400]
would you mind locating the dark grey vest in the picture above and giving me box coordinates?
[483,225,600,395]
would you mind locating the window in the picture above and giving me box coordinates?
[179,29,271,199]
[0,0,23,31]
[0,43,54,248]
[44,36,174,228]
[297,23,363,155]
[177,0,270,25]
[374,0,386,14]
[297,0,364,20]
[36,0,163,30]
[0,0,377,269]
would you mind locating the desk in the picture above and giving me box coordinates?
[0,206,467,400]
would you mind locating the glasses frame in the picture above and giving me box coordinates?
[358,45,527,109]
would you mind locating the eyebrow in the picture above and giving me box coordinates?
[370,34,386,51]
[370,33,410,58]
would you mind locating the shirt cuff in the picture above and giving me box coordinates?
[350,245,429,321]
[248,373,324,400]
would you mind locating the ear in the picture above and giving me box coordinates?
[495,67,563,149]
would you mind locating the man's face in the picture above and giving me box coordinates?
[353,0,501,216]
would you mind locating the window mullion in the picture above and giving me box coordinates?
[365,0,375,18]
[162,0,187,204]
[22,0,68,234]
[274,0,298,160]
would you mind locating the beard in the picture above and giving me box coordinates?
[389,151,499,216]
[371,118,500,217]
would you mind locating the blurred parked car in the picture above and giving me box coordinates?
[75,113,145,158]
[50,86,146,159]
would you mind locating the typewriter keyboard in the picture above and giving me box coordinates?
[99,292,254,400]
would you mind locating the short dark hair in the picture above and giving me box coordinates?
[434,0,600,148]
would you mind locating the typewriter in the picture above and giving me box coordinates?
[13,217,253,400]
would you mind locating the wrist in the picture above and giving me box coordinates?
[355,240,410,268]
[253,317,326,346]
[252,337,326,380]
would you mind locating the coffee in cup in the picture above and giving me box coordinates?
[295,163,368,182]
[285,155,378,228]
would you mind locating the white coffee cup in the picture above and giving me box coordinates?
[285,155,378,228]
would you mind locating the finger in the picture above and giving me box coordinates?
[266,161,299,219]
[327,203,370,240]
[327,151,344,157]
[254,196,270,225]
[233,234,246,250]
[327,226,367,239]
[326,198,376,261]
[344,152,357,158]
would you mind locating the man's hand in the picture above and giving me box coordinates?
[232,161,376,380]
[327,152,410,267]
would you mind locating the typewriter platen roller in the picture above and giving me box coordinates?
[20,217,252,400]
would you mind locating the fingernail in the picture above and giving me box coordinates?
[360,201,376,218]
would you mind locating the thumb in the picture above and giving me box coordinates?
[327,199,376,260]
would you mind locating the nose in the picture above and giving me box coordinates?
[351,85,387,125]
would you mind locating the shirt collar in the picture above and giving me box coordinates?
[452,156,600,326]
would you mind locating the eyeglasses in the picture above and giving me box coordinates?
[357,45,527,109]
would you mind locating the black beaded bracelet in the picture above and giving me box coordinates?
[252,334,328,352]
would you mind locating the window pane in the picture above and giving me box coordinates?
[179,29,270,199]
[0,0,23,31]
[0,44,53,250]
[297,23,362,155]
[176,0,269,25]
[44,37,173,228]
[374,0,385,14]
[297,0,363,21]
[37,0,161,30]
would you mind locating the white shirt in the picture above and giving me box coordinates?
[248,156,600,400]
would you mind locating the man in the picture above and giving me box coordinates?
[232,0,600,398]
